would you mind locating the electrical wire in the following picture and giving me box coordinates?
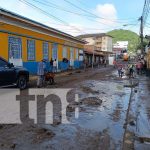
[30,0,134,28]
[18,0,87,34]
[63,0,138,23]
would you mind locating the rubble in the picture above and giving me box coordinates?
[80,86,99,94]
[81,97,102,106]
[138,137,150,143]
[33,128,55,143]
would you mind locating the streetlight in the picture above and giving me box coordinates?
[123,24,137,27]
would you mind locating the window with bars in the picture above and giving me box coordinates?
[52,43,58,60]
[9,36,22,59]
[75,49,79,60]
[62,46,67,58]
[43,42,49,60]
[27,40,35,61]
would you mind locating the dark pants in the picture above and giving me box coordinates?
[137,68,141,75]
[118,70,122,77]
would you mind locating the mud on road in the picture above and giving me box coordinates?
[0,67,145,150]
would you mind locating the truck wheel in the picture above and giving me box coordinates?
[17,76,27,90]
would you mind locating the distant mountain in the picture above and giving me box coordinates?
[107,29,139,53]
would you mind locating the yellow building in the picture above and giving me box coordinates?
[0,8,85,74]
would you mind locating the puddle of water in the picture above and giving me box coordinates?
[63,81,132,149]
[26,80,132,150]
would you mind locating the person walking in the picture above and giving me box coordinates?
[129,64,134,78]
[117,64,123,78]
[83,59,87,71]
[136,61,142,75]
[103,58,107,67]
[113,59,117,68]
[37,59,45,87]
[100,57,103,66]
[50,58,53,72]
[53,59,57,73]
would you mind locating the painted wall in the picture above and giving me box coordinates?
[0,22,84,74]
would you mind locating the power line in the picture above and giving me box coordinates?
[16,0,140,35]
[75,0,138,21]
[31,0,95,18]
[63,0,137,23]
[142,0,150,28]
[30,0,134,28]
[18,0,87,34]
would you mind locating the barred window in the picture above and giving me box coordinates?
[43,42,49,60]
[27,40,35,61]
[52,43,58,60]
[9,36,22,59]
[75,49,79,60]
[62,46,67,58]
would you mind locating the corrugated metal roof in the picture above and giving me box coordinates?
[77,33,113,39]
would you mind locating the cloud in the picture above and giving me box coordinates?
[96,4,117,19]
[95,3,118,26]
[40,3,120,36]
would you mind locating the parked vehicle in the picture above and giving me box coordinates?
[0,57,29,90]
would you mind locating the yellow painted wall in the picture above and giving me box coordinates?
[49,43,52,60]
[58,45,63,61]
[0,32,8,60]
[22,37,27,62]
[35,40,43,62]
[0,22,84,62]
[67,47,70,59]
[74,48,77,60]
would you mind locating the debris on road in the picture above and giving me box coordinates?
[33,128,55,143]
[80,97,102,106]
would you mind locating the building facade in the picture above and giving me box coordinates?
[77,33,113,65]
[0,9,85,74]
[113,41,128,57]
[78,33,113,52]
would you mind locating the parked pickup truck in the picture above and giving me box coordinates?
[0,57,29,90]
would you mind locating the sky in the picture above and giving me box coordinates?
[0,0,149,36]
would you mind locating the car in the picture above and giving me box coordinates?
[0,57,29,90]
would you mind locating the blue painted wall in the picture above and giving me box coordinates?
[23,60,83,74]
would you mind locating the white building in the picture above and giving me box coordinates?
[113,41,128,49]
[77,33,114,65]
[78,33,113,52]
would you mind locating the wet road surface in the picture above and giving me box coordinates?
[0,67,149,150]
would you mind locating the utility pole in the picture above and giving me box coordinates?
[140,16,144,54]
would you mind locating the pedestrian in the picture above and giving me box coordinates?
[117,64,123,78]
[141,59,146,74]
[104,59,107,67]
[136,61,142,75]
[100,57,103,66]
[53,59,57,73]
[98,59,101,68]
[129,64,134,78]
[37,59,45,87]
[113,59,117,68]
[83,59,87,71]
[50,58,53,72]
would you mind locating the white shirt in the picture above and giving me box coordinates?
[53,60,57,67]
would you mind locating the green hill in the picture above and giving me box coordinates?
[107,29,139,53]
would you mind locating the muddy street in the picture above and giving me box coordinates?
[0,67,150,150]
